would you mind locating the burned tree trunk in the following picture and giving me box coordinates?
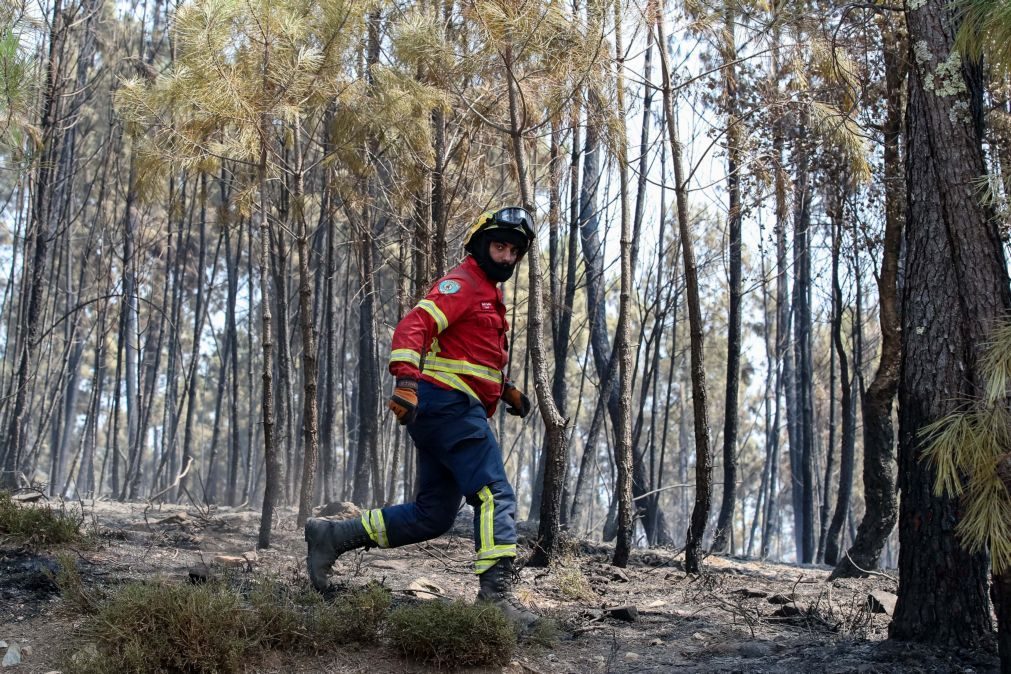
[890,0,1005,646]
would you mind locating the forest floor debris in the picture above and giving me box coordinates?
[0,499,1000,672]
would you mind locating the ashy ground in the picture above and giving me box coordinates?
[0,499,999,673]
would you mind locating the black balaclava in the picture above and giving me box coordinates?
[470,230,527,283]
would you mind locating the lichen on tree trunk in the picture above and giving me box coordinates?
[890,0,1007,647]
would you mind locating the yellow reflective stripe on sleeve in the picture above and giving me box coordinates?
[360,512,375,542]
[426,371,480,402]
[417,299,449,333]
[389,349,421,368]
[360,509,389,548]
[426,355,503,383]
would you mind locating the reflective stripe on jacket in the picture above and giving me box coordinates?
[389,256,508,416]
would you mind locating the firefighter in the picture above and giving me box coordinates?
[305,206,538,628]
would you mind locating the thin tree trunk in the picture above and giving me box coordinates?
[825,194,855,565]
[995,568,1011,673]
[179,173,209,497]
[496,38,568,568]
[751,237,774,558]
[629,13,672,548]
[792,116,816,564]
[351,207,380,505]
[110,297,126,498]
[294,123,320,528]
[569,352,616,529]
[226,217,243,507]
[577,107,620,444]
[81,307,108,497]
[431,106,447,278]
[245,220,258,504]
[350,9,386,508]
[529,114,565,519]
[712,0,742,553]
[819,276,838,564]
[650,125,678,546]
[562,104,592,527]
[611,0,635,568]
[157,203,183,494]
[2,0,67,490]
[832,14,903,580]
[766,21,791,560]
[657,5,712,574]
[256,109,280,548]
[205,330,230,504]
[120,157,142,500]
[321,180,338,505]
[271,231,293,503]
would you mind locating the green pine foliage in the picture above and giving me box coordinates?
[0,2,38,160]
[115,0,449,215]
[955,0,1011,77]
[921,320,1011,574]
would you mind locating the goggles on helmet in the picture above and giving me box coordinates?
[464,207,535,250]
[491,207,534,235]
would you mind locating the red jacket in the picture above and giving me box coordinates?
[389,256,509,416]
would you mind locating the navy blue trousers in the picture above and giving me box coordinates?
[361,381,517,573]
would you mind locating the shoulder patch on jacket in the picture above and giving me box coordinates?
[438,279,461,295]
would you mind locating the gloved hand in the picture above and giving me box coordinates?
[502,382,532,418]
[388,378,419,425]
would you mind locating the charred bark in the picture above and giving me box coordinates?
[890,0,1005,646]
[712,0,742,554]
[657,6,712,573]
[824,194,855,566]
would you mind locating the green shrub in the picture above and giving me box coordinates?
[0,492,84,547]
[72,580,256,673]
[326,582,391,643]
[64,576,393,672]
[250,579,390,652]
[387,600,517,668]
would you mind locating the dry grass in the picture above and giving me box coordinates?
[553,560,597,602]
[52,552,102,614]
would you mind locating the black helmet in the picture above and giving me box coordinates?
[463,207,535,257]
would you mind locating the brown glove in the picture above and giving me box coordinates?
[388,378,419,425]
[502,382,532,418]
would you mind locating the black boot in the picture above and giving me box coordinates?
[305,517,374,591]
[477,557,538,630]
